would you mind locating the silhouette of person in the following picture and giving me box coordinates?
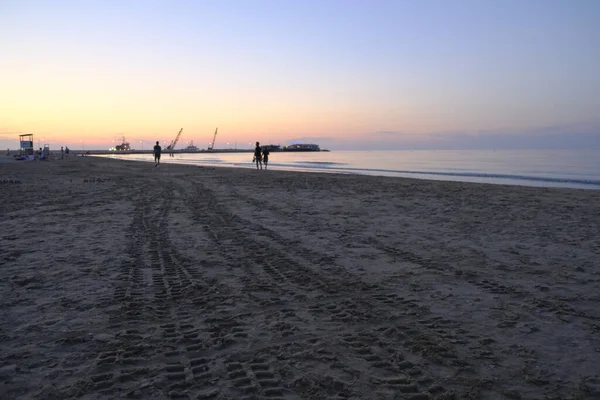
[254,142,262,170]
[262,147,270,169]
[153,141,162,166]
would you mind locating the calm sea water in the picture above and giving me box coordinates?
[103,149,600,190]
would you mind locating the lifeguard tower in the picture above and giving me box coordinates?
[19,134,34,156]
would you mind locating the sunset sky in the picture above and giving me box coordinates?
[1,0,599,150]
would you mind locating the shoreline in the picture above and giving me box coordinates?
[99,152,600,191]
[3,152,594,193]
[1,156,599,399]
[4,150,600,191]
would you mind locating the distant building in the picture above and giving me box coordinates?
[283,143,320,152]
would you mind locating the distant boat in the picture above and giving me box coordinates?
[185,141,199,151]
[262,144,282,152]
[283,143,321,152]
[115,136,130,151]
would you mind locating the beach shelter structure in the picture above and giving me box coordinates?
[19,134,34,156]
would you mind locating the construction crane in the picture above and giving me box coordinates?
[208,128,218,151]
[167,128,183,151]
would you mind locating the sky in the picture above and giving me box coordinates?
[1,0,599,151]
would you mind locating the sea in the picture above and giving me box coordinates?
[103,149,600,190]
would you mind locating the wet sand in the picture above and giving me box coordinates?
[1,156,599,399]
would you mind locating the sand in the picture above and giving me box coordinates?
[1,156,599,400]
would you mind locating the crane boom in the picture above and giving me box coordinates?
[208,128,218,151]
[167,128,183,150]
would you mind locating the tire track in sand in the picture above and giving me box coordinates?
[215,186,574,396]
[182,182,462,399]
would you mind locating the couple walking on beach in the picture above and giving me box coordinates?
[253,142,270,170]
[60,146,70,159]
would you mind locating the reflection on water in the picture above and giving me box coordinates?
[101,149,600,190]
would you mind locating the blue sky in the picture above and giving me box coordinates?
[1,0,599,150]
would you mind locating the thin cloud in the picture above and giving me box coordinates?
[0,131,23,139]
[287,136,336,144]
[373,131,403,136]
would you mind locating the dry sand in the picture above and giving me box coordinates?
[1,156,599,400]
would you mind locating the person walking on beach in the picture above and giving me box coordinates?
[65,147,70,158]
[254,142,263,170]
[60,146,64,159]
[262,147,270,169]
[153,141,162,167]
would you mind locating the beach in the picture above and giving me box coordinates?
[1,156,599,399]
